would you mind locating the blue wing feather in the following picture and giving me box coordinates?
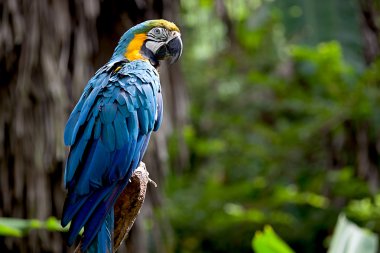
[81,180,127,251]
[137,108,149,134]
[71,86,102,145]
[100,102,117,124]
[87,209,114,253]
[116,92,127,105]
[127,111,139,139]
[101,123,116,151]
[154,92,163,131]
[139,132,152,161]
[67,184,115,245]
[107,144,130,181]
[113,111,129,149]
[64,111,80,146]
[64,89,90,146]
[62,60,161,251]
[61,193,87,227]
[84,116,96,140]
[126,95,136,112]
[64,134,88,186]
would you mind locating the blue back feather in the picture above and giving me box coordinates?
[62,60,162,252]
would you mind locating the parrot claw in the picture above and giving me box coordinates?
[138,162,157,187]
[148,178,158,187]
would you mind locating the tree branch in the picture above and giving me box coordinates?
[113,162,150,252]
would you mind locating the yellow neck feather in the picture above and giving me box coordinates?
[124,33,148,61]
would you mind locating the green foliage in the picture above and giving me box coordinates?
[0,217,67,237]
[275,0,364,69]
[167,0,380,252]
[252,215,378,253]
[346,194,380,229]
[253,226,295,253]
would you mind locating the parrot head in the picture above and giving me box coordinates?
[111,19,182,67]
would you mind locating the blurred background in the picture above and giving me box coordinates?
[0,0,380,252]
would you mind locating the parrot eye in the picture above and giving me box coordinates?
[147,27,168,41]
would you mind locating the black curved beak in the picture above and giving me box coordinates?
[166,35,182,64]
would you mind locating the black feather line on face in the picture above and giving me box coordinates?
[155,44,168,59]
[141,43,159,68]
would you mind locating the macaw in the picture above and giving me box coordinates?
[61,19,182,253]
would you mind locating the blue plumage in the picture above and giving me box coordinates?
[62,60,162,252]
[62,18,182,253]
[87,210,114,253]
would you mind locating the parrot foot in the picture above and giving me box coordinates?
[148,177,158,187]
[139,162,158,187]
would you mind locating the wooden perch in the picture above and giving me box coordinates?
[113,162,150,251]
[74,162,152,253]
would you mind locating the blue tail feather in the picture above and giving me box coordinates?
[66,185,114,246]
[81,179,128,251]
[87,208,114,253]
[61,194,87,227]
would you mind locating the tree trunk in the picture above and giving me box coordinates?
[0,0,188,252]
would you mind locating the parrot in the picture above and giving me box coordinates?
[61,19,182,253]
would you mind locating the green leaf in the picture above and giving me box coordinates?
[252,226,295,253]
[45,217,67,232]
[0,217,68,237]
[328,214,378,253]
[0,224,23,237]
[0,217,33,236]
